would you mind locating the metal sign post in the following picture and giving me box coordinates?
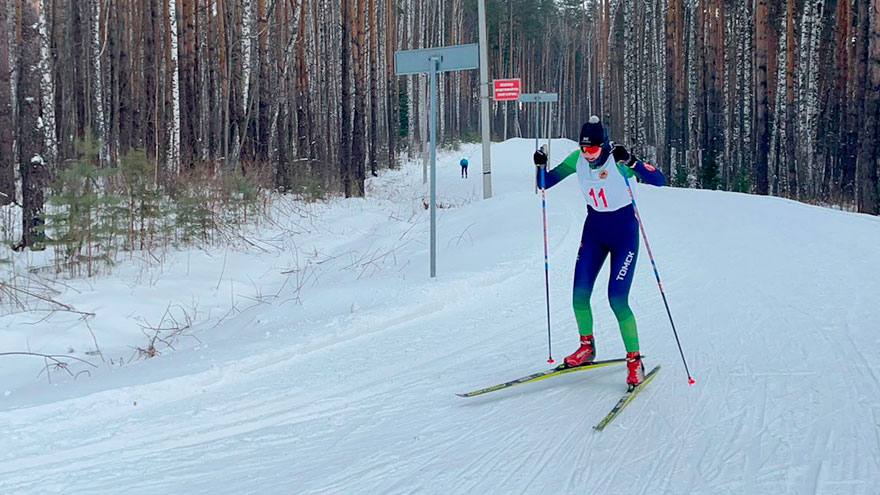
[478,0,493,200]
[519,92,559,145]
[396,44,479,278]
[520,92,559,191]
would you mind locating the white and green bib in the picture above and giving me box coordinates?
[573,152,635,212]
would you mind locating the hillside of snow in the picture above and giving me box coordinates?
[2,139,880,494]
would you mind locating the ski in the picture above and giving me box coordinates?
[593,365,661,431]
[456,358,626,398]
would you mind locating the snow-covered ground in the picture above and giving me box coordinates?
[2,139,880,494]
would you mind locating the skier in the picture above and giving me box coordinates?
[533,115,665,388]
[460,158,469,178]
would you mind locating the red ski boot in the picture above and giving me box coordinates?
[626,351,645,389]
[563,335,596,368]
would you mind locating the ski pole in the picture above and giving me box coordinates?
[622,173,695,385]
[538,145,554,364]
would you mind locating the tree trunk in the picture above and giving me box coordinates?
[231,0,254,170]
[367,0,378,177]
[0,0,14,204]
[858,0,880,214]
[350,0,366,196]
[295,0,312,167]
[783,0,797,198]
[340,0,352,197]
[37,0,55,169]
[666,0,685,179]
[166,0,181,175]
[17,0,48,250]
[93,0,109,165]
[255,0,269,163]
[216,0,229,167]
[754,0,770,195]
[385,0,398,169]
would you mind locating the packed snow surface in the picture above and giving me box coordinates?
[2,139,880,494]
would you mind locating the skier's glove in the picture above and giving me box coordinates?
[612,144,637,167]
[533,146,548,167]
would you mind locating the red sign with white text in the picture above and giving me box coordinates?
[493,79,521,101]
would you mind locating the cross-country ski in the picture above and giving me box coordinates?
[456,358,626,398]
[593,365,662,431]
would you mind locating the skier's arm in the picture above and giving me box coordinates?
[612,144,666,187]
[629,160,666,187]
[535,149,579,190]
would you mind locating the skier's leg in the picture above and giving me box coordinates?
[564,220,608,367]
[607,214,641,353]
[572,221,608,337]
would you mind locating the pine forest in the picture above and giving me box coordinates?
[0,0,878,252]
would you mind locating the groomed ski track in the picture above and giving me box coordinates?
[2,139,879,494]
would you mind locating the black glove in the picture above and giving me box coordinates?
[612,144,636,167]
[533,146,548,167]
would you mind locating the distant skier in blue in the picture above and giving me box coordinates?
[533,115,665,388]
[460,158,469,178]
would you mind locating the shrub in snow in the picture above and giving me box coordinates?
[43,139,268,278]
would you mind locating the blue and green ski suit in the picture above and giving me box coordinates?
[541,144,665,352]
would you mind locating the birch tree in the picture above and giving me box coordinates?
[37,0,55,170]
[91,0,108,166]
[167,0,181,175]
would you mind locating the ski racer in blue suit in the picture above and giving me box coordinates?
[534,115,665,387]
